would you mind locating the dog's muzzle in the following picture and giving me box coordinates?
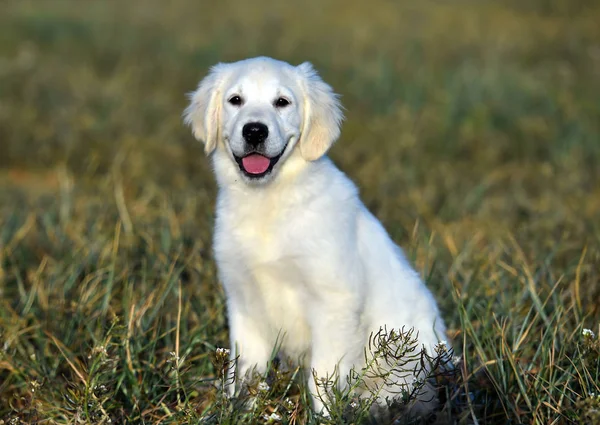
[233,122,283,178]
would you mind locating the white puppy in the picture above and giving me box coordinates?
[184,57,447,415]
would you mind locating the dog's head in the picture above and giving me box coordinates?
[184,57,343,184]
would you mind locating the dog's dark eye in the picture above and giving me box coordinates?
[274,97,290,108]
[228,95,243,106]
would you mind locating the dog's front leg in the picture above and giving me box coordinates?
[225,304,273,397]
[307,297,365,415]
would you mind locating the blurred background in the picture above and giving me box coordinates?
[1,0,599,227]
[1,0,599,423]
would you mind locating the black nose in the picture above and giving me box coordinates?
[242,122,269,146]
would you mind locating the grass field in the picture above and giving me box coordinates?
[1,0,600,423]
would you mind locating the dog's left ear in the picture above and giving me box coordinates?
[183,64,226,155]
[297,62,344,161]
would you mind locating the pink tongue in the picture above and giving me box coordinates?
[242,154,270,174]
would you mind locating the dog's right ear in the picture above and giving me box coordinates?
[183,64,226,155]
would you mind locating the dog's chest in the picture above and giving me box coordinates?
[218,194,299,265]
[215,197,312,356]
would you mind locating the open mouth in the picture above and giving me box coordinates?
[234,152,283,178]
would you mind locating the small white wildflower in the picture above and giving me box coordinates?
[216,347,230,356]
[435,340,448,353]
[258,381,270,392]
[452,355,461,366]
[30,380,41,393]
[268,412,282,422]
[167,351,180,363]
[582,329,596,338]
[94,384,108,394]
[88,345,108,359]
[350,401,358,408]
[284,397,294,409]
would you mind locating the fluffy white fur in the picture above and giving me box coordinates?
[184,57,447,415]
